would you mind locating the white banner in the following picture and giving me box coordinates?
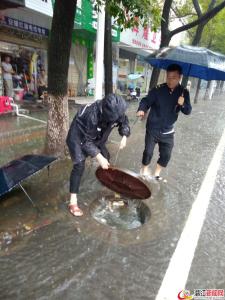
[25,0,53,16]
[120,25,161,51]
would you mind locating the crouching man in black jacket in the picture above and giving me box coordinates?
[137,64,192,180]
[66,94,130,216]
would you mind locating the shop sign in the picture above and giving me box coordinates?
[74,0,120,41]
[0,15,49,36]
[74,0,96,32]
[51,0,120,41]
[120,25,161,51]
[25,0,53,16]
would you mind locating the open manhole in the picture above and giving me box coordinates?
[92,167,151,230]
[90,195,151,230]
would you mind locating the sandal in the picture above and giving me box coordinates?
[68,204,83,217]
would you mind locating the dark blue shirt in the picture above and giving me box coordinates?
[138,83,192,132]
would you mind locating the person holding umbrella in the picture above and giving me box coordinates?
[137,64,192,180]
[66,94,130,216]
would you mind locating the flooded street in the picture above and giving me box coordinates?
[0,96,225,300]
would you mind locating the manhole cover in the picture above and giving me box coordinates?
[96,167,151,200]
[90,195,151,230]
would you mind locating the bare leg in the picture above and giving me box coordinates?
[154,163,163,177]
[140,164,151,176]
[69,193,83,216]
[70,193,78,205]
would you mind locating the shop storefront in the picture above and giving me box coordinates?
[67,0,120,97]
[117,25,161,94]
[67,0,96,97]
[0,41,48,99]
[0,3,51,98]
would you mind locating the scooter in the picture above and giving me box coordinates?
[126,87,140,101]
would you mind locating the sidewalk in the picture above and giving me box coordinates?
[69,96,95,105]
[0,96,96,165]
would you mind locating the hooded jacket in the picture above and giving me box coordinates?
[66,94,130,164]
[138,83,192,132]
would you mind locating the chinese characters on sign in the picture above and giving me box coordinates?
[122,25,160,50]
[0,16,49,36]
[194,289,224,298]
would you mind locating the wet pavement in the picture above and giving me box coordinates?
[0,95,225,299]
[187,149,225,291]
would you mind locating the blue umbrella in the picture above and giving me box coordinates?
[0,154,57,206]
[146,45,225,81]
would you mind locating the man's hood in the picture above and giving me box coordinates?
[101,94,127,123]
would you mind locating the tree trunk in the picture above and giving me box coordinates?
[148,0,173,90]
[104,4,113,95]
[181,76,189,87]
[46,96,69,156]
[46,0,77,157]
[214,80,220,96]
[182,1,216,89]
[149,68,161,89]
[182,23,206,87]
[150,0,224,91]
[204,80,211,100]
[149,32,172,89]
[194,79,201,103]
[219,81,225,94]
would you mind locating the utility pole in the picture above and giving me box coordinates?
[94,5,105,100]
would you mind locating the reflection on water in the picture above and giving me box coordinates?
[90,196,150,230]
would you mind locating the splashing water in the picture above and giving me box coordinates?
[90,196,150,230]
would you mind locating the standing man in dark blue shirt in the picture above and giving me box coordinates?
[137,64,192,180]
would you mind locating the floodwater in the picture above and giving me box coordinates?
[0,96,225,299]
[90,196,150,230]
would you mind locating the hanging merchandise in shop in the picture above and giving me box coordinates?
[0,41,47,100]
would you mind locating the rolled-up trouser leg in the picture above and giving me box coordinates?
[69,161,85,194]
[142,130,157,166]
[157,134,174,167]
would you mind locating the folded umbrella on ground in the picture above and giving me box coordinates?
[0,154,57,206]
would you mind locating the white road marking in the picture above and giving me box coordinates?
[156,128,225,300]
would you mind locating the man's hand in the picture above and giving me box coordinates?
[119,136,127,150]
[96,153,110,169]
[137,110,145,117]
[178,94,184,106]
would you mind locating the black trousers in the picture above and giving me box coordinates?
[69,145,110,194]
[69,161,85,194]
[142,129,174,168]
